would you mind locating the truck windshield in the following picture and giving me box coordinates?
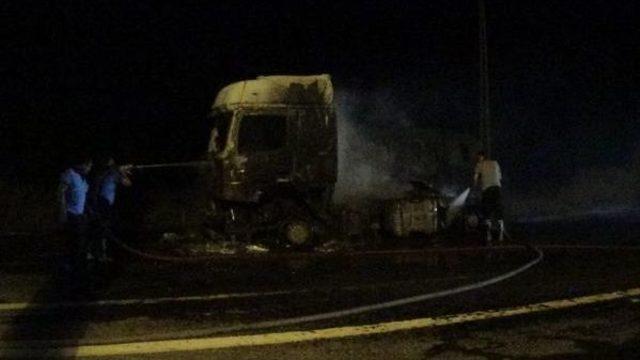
[238,114,287,153]
[209,112,233,153]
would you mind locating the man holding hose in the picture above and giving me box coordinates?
[473,150,504,245]
[90,156,133,262]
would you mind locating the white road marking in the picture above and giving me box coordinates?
[0,276,471,312]
[1,287,639,358]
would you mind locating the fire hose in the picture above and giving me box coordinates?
[130,160,215,170]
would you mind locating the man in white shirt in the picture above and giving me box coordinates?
[473,150,504,244]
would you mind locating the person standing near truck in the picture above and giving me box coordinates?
[473,150,504,244]
[90,156,132,262]
[59,156,93,274]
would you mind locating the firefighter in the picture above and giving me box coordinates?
[90,156,132,262]
[473,150,504,244]
[59,156,93,274]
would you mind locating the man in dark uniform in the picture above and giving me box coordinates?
[473,150,504,244]
[59,156,93,273]
[90,157,132,261]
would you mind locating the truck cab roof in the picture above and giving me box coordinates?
[212,74,334,111]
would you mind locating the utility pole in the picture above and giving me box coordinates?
[478,0,491,156]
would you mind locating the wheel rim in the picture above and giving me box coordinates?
[284,221,312,245]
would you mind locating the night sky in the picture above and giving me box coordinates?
[3,0,639,192]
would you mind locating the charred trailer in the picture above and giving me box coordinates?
[206,75,337,246]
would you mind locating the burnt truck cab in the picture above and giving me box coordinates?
[206,75,337,244]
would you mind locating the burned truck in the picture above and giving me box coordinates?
[206,75,337,245]
[202,74,481,248]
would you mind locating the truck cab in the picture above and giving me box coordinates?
[206,75,337,244]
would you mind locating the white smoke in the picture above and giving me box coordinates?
[510,159,640,222]
[333,90,411,202]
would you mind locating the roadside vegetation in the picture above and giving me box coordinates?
[0,180,57,234]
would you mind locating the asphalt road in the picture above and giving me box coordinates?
[1,215,639,359]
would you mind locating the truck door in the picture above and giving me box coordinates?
[295,108,337,184]
[236,110,293,199]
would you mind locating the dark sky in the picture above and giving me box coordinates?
[3,0,639,189]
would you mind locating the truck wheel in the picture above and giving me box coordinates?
[273,198,315,247]
[283,220,313,246]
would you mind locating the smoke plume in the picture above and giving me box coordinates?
[333,90,414,202]
[509,147,640,222]
[332,90,472,202]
